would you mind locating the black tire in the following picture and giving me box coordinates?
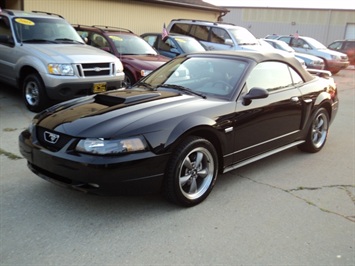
[23,73,49,112]
[163,136,218,207]
[123,71,135,88]
[298,107,329,153]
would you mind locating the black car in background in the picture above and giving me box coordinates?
[19,51,339,207]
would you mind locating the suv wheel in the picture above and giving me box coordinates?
[23,74,49,112]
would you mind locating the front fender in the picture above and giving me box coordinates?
[314,91,331,106]
[165,115,217,148]
[16,55,47,83]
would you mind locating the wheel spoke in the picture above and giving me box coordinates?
[195,151,203,166]
[180,174,191,186]
[188,178,197,194]
[197,168,208,178]
[316,118,324,129]
[183,156,193,170]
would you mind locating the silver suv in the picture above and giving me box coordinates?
[167,19,263,51]
[0,9,124,112]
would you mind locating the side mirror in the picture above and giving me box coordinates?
[303,44,310,49]
[243,87,269,106]
[224,39,233,46]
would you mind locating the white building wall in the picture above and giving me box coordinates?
[223,8,355,45]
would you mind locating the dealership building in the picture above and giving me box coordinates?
[1,0,354,45]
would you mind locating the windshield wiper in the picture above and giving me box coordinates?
[239,42,257,45]
[160,84,206,99]
[54,38,83,44]
[22,39,58,43]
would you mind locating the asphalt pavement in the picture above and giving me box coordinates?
[0,68,354,265]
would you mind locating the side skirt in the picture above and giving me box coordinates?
[223,140,305,173]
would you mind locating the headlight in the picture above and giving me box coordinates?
[76,136,148,155]
[141,70,153,77]
[28,120,36,135]
[330,55,340,60]
[48,64,74,76]
[115,60,124,73]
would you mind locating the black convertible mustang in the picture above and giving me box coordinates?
[19,51,339,206]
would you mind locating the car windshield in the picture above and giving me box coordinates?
[229,28,258,45]
[303,37,327,49]
[139,56,248,99]
[110,34,158,55]
[13,17,84,44]
[276,41,295,52]
[173,36,205,53]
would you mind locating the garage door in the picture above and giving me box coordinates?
[345,23,355,39]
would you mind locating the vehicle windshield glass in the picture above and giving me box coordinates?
[110,34,158,55]
[276,41,295,52]
[304,37,327,49]
[229,28,258,45]
[140,56,248,99]
[13,17,84,43]
[173,36,205,53]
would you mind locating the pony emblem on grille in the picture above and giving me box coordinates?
[44,131,60,144]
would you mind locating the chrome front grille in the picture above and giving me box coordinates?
[76,63,115,77]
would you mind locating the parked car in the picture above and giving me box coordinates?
[73,25,169,87]
[258,38,307,69]
[167,19,264,51]
[264,38,325,70]
[328,39,355,66]
[0,9,124,112]
[141,32,205,58]
[19,50,339,207]
[268,34,349,74]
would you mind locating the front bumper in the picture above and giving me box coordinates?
[41,72,125,101]
[19,130,169,195]
[326,60,349,72]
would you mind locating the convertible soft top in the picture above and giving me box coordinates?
[186,50,315,82]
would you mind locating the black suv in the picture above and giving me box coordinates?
[328,40,355,66]
[73,25,169,87]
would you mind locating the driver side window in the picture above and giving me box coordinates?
[0,16,13,46]
[245,62,295,93]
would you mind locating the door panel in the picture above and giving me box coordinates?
[232,61,303,162]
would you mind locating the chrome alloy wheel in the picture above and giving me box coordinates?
[178,147,214,200]
[311,111,329,149]
[24,80,40,107]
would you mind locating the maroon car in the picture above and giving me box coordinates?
[74,25,170,87]
[328,40,355,66]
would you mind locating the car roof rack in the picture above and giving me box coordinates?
[92,25,134,34]
[32,10,64,19]
[170,18,235,26]
[0,9,15,15]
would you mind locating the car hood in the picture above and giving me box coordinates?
[121,54,169,69]
[36,89,226,138]
[294,52,323,62]
[23,44,119,63]
[306,48,347,58]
